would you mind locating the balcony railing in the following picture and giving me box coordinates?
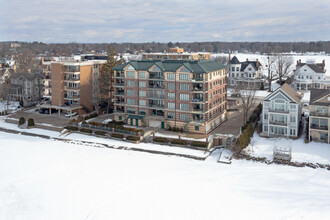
[64,86,79,90]
[192,108,203,112]
[115,109,125,113]
[192,78,203,82]
[148,84,164,89]
[268,108,289,113]
[149,104,164,108]
[115,82,125,87]
[65,76,80,81]
[115,73,125,78]
[148,94,165,99]
[191,98,203,102]
[310,112,330,117]
[115,100,125,104]
[310,124,328,130]
[269,120,287,126]
[115,91,125,96]
[192,87,203,92]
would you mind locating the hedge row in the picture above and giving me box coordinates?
[153,137,167,143]
[111,133,124,139]
[126,136,140,141]
[95,130,106,136]
[171,139,186,145]
[65,126,78,131]
[237,123,254,153]
[191,141,208,148]
[80,128,92,133]
[84,113,98,121]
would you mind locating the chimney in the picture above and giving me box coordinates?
[299,59,301,63]
[296,60,299,65]
[246,58,248,61]
[228,52,231,63]
[256,59,259,68]
[322,59,325,71]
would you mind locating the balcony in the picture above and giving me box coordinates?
[148,84,164,89]
[115,72,125,78]
[64,75,80,82]
[149,73,164,80]
[191,98,203,103]
[114,82,125,87]
[310,124,328,130]
[192,85,204,92]
[148,94,165,99]
[310,112,330,117]
[149,104,164,108]
[115,91,125,96]
[115,99,125,104]
[269,120,287,126]
[192,78,204,82]
[64,86,79,91]
[268,108,289,114]
[115,108,125,113]
[64,95,80,100]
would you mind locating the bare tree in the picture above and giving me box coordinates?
[236,87,258,124]
[275,54,294,84]
[211,56,228,65]
[99,45,125,113]
[262,53,277,92]
[15,50,40,73]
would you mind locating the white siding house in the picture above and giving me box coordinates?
[293,59,327,91]
[262,83,302,137]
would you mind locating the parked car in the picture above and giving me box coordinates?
[65,111,78,118]
[39,108,57,114]
[231,92,241,98]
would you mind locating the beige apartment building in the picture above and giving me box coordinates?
[142,47,210,61]
[113,60,227,134]
[309,89,330,143]
[40,59,106,115]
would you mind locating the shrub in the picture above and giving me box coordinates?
[18,117,25,125]
[126,136,140,141]
[27,118,34,127]
[64,126,78,131]
[95,131,106,136]
[153,137,166,143]
[167,126,172,131]
[111,133,124,139]
[84,112,98,120]
[171,139,186,145]
[179,128,184,133]
[191,141,208,148]
[80,128,92,133]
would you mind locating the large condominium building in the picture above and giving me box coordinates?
[309,89,330,143]
[40,59,106,115]
[142,47,210,61]
[228,56,263,89]
[112,60,227,134]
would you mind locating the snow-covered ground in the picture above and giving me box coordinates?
[1,131,330,220]
[245,133,330,164]
[0,101,20,112]
[0,116,208,158]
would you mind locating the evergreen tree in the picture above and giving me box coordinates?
[99,45,125,113]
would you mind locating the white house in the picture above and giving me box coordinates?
[262,83,302,137]
[228,56,263,89]
[293,59,327,91]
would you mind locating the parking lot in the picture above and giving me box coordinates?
[7,107,73,128]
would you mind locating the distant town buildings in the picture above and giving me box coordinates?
[112,59,227,134]
[227,56,263,89]
[293,59,327,91]
[262,83,302,137]
[142,47,211,61]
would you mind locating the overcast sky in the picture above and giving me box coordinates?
[0,0,329,43]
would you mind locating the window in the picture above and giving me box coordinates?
[127,89,135,96]
[139,81,146,88]
[209,93,212,100]
[139,100,146,106]
[168,93,175,100]
[264,125,268,132]
[195,126,199,131]
[139,90,146,97]
[139,110,146,115]
[126,71,135,78]
[168,102,175,109]
[180,113,189,121]
[290,104,296,109]
[180,94,189,101]
[209,83,212,89]
[119,116,122,120]
[290,129,296,136]
[167,112,175,119]
[231,67,235,71]
[180,83,189,91]
[127,80,135,87]
[127,108,135,114]
[179,73,189,81]
[127,99,135,105]
[139,72,146,78]
[290,116,295,123]
[180,103,189,111]
[236,67,239,71]
[168,82,175,90]
[167,73,175,80]
[264,114,268,120]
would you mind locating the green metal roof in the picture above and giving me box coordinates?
[112,60,227,73]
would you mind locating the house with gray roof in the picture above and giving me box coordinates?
[112,60,228,134]
[228,56,263,89]
[309,89,330,143]
[293,59,327,91]
[262,83,302,137]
